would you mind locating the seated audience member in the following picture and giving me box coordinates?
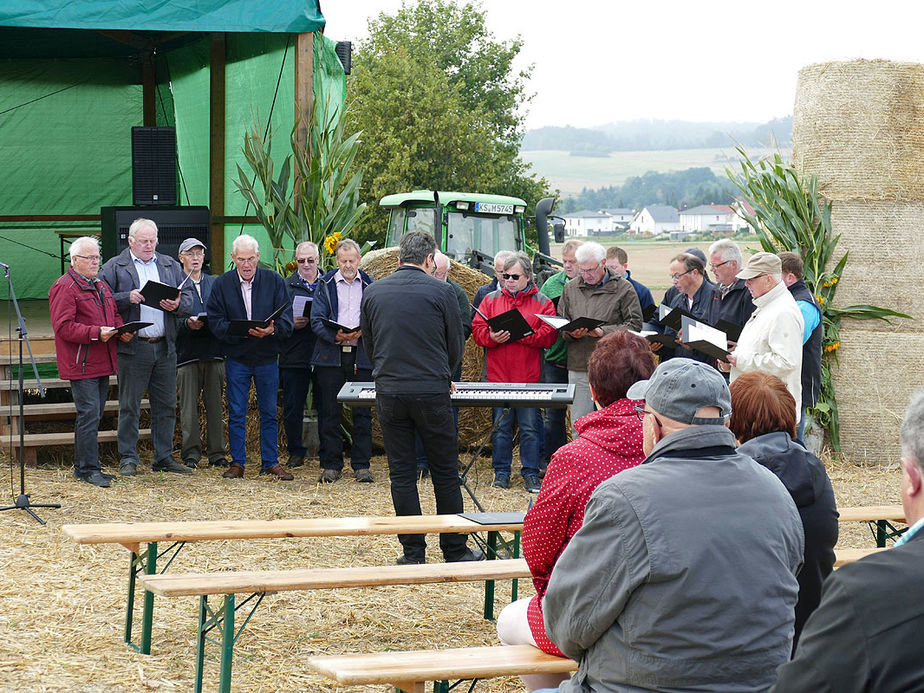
[542,358,804,693]
[729,371,838,651]
[49,236,132,487]
[771,388,924,692]
[496,330,656,692]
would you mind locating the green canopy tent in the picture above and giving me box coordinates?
[0,1,346,298]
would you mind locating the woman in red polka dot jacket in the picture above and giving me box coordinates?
[496,329,657,692]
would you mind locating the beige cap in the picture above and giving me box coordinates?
[736,251,782,279]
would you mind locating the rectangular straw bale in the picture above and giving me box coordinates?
[794,60,924,202]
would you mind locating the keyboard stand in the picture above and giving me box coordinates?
[459,407,511,514]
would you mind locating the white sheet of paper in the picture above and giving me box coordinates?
[292,295,310,317]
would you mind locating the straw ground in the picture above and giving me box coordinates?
[0,444,903,692]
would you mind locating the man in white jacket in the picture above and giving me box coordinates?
[725,252,804,423]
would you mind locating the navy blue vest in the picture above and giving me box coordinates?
[787,280,823,408]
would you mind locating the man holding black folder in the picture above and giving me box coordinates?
[206,234,295,480]
[310,239,375,484]
[100,218,192,477]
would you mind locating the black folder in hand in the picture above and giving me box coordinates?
[139,280,181,308]
[474,306,533,342]
[321,318,361,333]
[114,321,153,335]
[536,314,606,332]
[228,304,287,336]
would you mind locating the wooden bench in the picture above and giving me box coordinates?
[834,546,890,567]
[837,505,906,546]
[307,644,576,693]
[140,560,532,693]
[62,513,524,655]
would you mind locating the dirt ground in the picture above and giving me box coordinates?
[0,444,904,692]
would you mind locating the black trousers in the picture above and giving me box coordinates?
[376,392,469,561]
[314,351,372,471]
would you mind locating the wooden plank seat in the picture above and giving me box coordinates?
[140,560,532,692]
[61,513,524,656]
[837,505,907,546]
[834,546,890,567]
[0,377,73,391]
[307,644,577,693]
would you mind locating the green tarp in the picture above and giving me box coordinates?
[0,2,344,298]
[0,1,324,33]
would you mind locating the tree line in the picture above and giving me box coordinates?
[523,118,793,154]
[557,168,740,214]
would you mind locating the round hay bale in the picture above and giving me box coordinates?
[793,59,924,201]
[362,248,495,449]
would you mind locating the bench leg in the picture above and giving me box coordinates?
[125,542,157,654]
[219,594,235,693]
[511,530,521,602]
[391,681,426,693]
[484,531,498,620]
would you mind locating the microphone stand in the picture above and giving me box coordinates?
[0,262,59,524]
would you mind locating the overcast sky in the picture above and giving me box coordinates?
[320,0,924,130]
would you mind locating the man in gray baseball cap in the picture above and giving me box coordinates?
[542,357,804,693]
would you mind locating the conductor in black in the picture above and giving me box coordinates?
[360,232,484,564]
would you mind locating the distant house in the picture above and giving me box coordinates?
[562,208,634,236]
[679,204,735,233]
[629,205,680,236]
[730,197,756,233]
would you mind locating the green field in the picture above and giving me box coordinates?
[521,146,790,197]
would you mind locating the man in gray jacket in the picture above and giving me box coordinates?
[543,358,804,693]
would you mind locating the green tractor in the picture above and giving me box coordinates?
[380,190,564,286]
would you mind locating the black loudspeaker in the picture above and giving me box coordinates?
[131,126,177,206]
[335,41,352,74]
[100,206,211,270]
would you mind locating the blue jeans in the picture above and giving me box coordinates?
[492,406,541,477]
[541,360,569,466]
[71,375,109,475]
[225,357,279,469]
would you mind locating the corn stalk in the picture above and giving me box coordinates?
[729,147,911,451]
[234,95,368,275]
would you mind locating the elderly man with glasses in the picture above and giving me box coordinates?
[50,237,135,487]
[706,238,755,331]
[279,241,322,469]
[540,358,804,693]
[557,241,642,431]
[722,251,804,426]
[175,237,228,469]
[99,218,192,477]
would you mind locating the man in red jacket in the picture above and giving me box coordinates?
[49,237,133,487]
[472,252,557,492]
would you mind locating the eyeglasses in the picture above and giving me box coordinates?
[297,257,318,264]
[235,257,258,265]
[744,273,768,283]
[670,270,693,281]
[182,250,205,258]
[633,404,663,427]
[579,265,602,275]
[710,260,731,270]
[73,255,101,263]
[502,273,522,280]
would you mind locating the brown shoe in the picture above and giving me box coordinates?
[222,463,245,479]
[259,464,294,481]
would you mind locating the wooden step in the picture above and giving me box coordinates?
[0,377,86,391]
[3,399,148,420]
[0,427,151,449]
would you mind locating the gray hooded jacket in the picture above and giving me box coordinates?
[544,425,804,692]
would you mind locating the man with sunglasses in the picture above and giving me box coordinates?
[472,252,557,492]
[279,241,322,469]
[542,358,804,693]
